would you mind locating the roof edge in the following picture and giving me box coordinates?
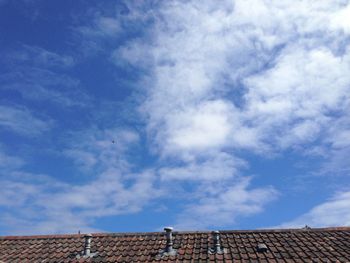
[1,226,350,240]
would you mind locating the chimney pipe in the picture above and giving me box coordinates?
[156,227,177,258]
[164,227,174,253]
[83,234,92,257]
[212,231,223,253]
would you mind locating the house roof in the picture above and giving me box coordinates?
[1,227,350,262]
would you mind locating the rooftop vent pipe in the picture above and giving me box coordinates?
[83,234,92,257]
[76,234,97,259]
[156,227,177,258]
[210,231,224,254]
[164,227,176,254]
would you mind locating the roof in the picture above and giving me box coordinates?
[1,227,350,262]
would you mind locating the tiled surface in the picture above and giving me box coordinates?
[1,227,350,262]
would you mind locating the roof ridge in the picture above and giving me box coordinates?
[1,226,349,240]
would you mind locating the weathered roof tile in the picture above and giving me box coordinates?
[1,227,350,262]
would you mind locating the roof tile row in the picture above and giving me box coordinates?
[1,227,350,262]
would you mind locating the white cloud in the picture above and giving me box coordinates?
[243,46,350,150]
[78,16,121,38]
[331,3,350,34]
[279,191,350,228]
[245,47,350,115]
[129,0,350,158]
[63,149,97,170]
[0,212,97,236]
[113,40,154,68]
[166,100,232,153]
[0,105,51,136]
[97,17,121,36]
[41,169,159,219]
[116,0,350,227]
[0,148,24,170]
[160,152,245,181]
[175,177,278,229]
[0,124,162,234]
[0,169,159,234]
[64,128,140,171]
[75,4,151,55]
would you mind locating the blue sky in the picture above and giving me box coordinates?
[1,0,350,235]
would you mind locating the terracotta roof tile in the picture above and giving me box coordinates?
[1,227,350,262]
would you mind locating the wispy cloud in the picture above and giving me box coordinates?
[160,152,245,181]
[74,2,152,55]
[279,191,350,228]
[63,127,140,172]
[10,45,74,68]
[0,128,161,234]
[0,169,159,234]
[0,148,24,171]
[1,45,89,107]
[175,177,278,230]
[78,16,121,38]
[0,105,51,136]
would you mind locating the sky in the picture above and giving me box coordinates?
[0,0,350,235]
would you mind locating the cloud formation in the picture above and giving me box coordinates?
[117,0,350,227]
[280,191,350,228]
[0,105,51,136]
[1,0,350,233]
[1,45,90,108]
[135,0,350,156]
[175,177,277,229]
[0,128,161,234]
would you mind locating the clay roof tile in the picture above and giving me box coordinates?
[1,227,350,262]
